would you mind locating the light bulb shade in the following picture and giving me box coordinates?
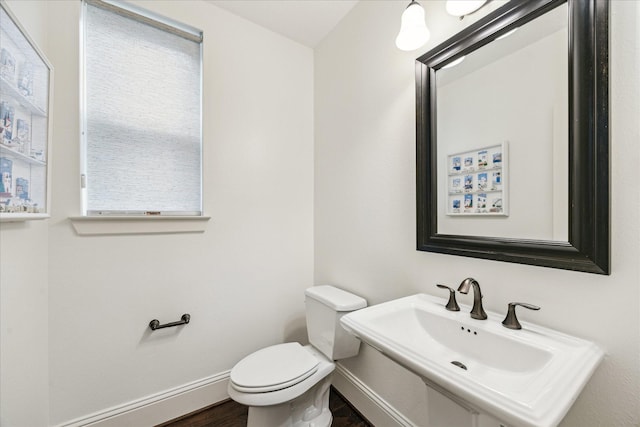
[495,27,519,41]
[441,56,465,69]
[446,0,487,17]
[395,1,430,51]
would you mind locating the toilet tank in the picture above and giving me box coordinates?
[305,285,367,360]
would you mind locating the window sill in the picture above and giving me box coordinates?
[69,215,210,235]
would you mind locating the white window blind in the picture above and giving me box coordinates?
[82,0,202,215]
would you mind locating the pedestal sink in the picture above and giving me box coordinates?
[340,294,603,427]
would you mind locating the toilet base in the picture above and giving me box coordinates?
[246,375,333,427]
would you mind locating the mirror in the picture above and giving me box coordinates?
[416,0,610,274]
[437,3,568,241]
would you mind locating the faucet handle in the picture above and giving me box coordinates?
[502,302,541,330]
[436,284,460,312]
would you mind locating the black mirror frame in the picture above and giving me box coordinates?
[416,0,610,274]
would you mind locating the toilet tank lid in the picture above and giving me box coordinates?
[305,286,367,311]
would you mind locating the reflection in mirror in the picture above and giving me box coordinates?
[415,0,610,274]
[436,4,568,241]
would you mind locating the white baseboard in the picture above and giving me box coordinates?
[55,364,415,427]
[55,371,231,427]
[333,363,418,427]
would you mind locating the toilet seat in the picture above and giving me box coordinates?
[230,343,320,393]
[228,344,335,408]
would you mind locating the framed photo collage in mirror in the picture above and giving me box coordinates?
[447,142,508,216]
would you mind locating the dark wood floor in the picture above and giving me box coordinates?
[158,387,371,427]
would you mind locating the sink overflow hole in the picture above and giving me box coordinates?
[451,361,467,370]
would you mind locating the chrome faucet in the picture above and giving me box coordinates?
[457,278,487,320]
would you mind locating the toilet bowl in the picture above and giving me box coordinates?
[227,286,366,427]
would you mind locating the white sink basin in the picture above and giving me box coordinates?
[340,294,603,427]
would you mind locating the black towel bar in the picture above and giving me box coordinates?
[149,314,190,331]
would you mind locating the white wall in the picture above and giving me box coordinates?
[0,2,50,426]
[45,1,314,425]
[315,1,639,426]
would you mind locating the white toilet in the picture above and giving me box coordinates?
[227,285,367,427]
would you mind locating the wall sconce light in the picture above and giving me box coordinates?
[441,55,466,69]
[395,1,430,51]
[445,0,488,18]
[495,27,519,40]
[396,1,491,51]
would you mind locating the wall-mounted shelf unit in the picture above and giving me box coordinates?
[0,1,53,222]
[446,142,508,216]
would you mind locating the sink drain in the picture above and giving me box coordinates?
[451,361,467,370]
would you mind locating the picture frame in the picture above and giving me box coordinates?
[446,142,508,216]
[0,0,53,221]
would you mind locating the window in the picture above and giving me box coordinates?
[81,0,202,216]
